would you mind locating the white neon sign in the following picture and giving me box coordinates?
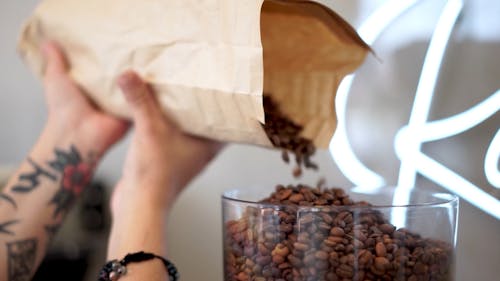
[329,0,500,223]
[329,0,422,188]
[485,129,500,188]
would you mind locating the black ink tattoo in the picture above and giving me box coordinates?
[0,220,19,236]
[5,145,93,220]
[48,146,82,172]
[49,145,93,218]
[0,193,17,209]
[44,224,61,241]
[11,159,56,194]
[7,239,37,281]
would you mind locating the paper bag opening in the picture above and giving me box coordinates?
[261,0,370,149]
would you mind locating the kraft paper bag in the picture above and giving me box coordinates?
[18,0,369,148]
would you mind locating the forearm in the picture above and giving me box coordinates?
[103,70,219,281]
[107,195,170,281]
[0,125,98,281]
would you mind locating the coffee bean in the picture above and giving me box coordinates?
[277,188,293,201]
[288,254,302,267]
[256,255,272,265]
[380,223,396,234]
[272,244,290,257]
[289,193,304,203]
[272,254,285,264]
[292,166,302,178]
[327,236,344,244]
[330,227,345,237]
[352,239,364,249]
[414,261,428,274]
[376,242,387,257]
[314,250,329,260]
[281,150,290,163]
[236,272,249,281]
[336,264,354,278]
[293,242,309,252]
[358,249,373,267]
[374,256,390,271]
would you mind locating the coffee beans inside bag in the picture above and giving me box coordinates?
[18,0,369,151]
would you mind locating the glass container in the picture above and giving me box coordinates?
[222,186,458,281]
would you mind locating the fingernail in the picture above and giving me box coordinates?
[41,41,51,57]
[41,40,59,56]
[117,71,141,91]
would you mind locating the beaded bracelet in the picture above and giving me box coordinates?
[98,251,179,281]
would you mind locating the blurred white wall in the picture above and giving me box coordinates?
[0,0,498,280]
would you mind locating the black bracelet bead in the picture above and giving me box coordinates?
[98,252,179,281]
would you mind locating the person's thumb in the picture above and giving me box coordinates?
[117,71,162,126]
[42,41,68,82]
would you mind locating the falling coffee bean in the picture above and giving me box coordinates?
[262,96,318,178]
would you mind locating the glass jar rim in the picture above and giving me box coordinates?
[221,186,459,210]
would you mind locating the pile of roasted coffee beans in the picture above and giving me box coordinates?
[224,185,454,281]
[262,96,317,177]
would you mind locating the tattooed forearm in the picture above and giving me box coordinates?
[0,145,95,281]
[48,145,93,218]
[0,221,19,236]
[6,238,37,281]
[11,159,56,194]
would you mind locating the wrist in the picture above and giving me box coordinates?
[108,202,168,259]
[37,122,101,160]
[111,180,179,217]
